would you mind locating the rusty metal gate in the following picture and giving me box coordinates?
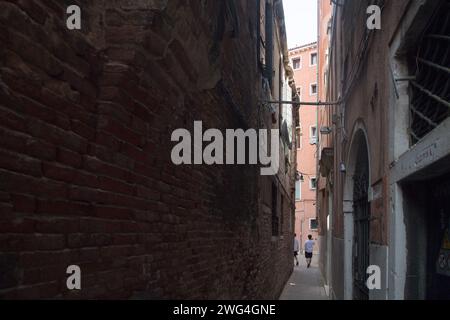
[352,149,370,300]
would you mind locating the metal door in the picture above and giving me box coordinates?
[353,167,370,300]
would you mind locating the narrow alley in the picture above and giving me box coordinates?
[280,256,327,300]
[0,0,449,303]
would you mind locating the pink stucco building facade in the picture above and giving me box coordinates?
[289,43,319,254]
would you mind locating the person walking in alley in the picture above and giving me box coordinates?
[305,235,315,268]
[294,234,300,266]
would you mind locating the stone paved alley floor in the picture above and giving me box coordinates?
[279,254,328,300]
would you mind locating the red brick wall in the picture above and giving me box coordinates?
[0,0,294,299]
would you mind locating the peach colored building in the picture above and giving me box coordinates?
[289,43,319,254]
[317,0,333,295]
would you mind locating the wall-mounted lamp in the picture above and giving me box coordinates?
[320,126,332,135]
[295,172,305,182]
[340,163,346,173]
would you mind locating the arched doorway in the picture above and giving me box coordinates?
[352,137,370,300]
[343,126,371,300]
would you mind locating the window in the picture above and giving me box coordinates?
[310,83,318,95]
[408,2,450,145]
[310,218,318,230]
[296,128,302,149]
[310,53,317,66]
[295,180,302,200]
[310,126,317,144]
[293,58,301,70]
[310,177,317,190]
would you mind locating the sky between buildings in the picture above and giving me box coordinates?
[283,0,318,49]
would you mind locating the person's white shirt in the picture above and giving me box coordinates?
[305,239,315,253]
[294,238,299,252]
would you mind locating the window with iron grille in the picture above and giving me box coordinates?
[409,0,450,145]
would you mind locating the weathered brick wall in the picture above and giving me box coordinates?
[0,0,294,299]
